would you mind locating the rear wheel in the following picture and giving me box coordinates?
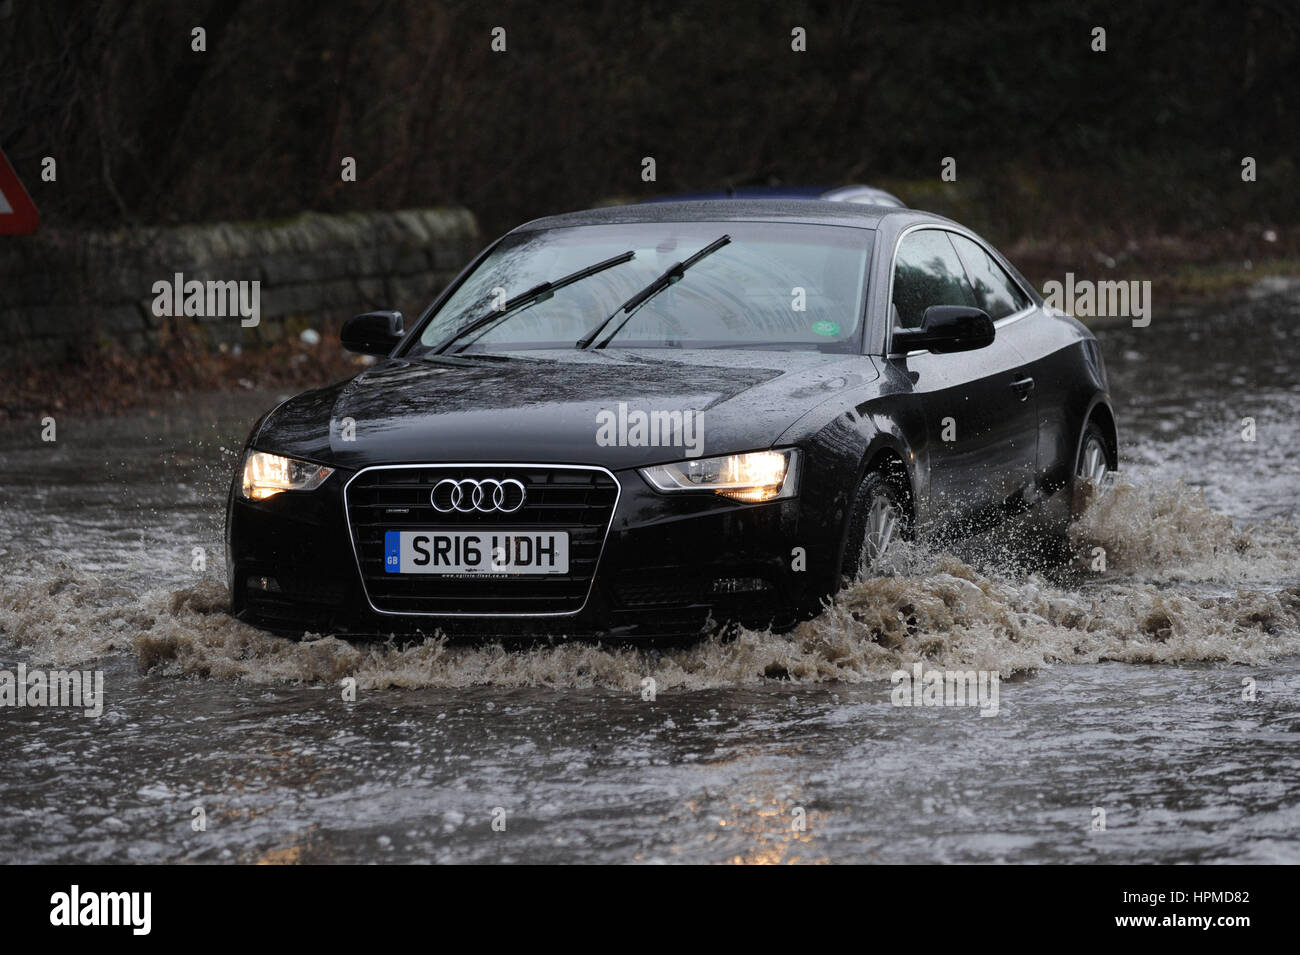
[1077,427,1111,488]
[1039,418,1117,565]
[1072,420,1115,511]
[842,470,911,582]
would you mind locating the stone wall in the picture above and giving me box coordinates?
[0,208,480,365]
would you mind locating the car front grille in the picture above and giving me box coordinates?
[345,464,620,615]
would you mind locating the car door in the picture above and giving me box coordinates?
[951,231,1092,504]
[947,231,1056,496]
[887,228,1038,529]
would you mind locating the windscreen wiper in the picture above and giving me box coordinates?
[433,249,635,354]
[575,234,730,349]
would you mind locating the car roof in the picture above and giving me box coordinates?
[642,185,829,202]
[819,185,906,207]
[511,199,948,234]
[641,184,906,207]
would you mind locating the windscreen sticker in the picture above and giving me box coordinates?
[811,320,840,337]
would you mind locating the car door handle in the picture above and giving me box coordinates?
[1010,375,1035,401]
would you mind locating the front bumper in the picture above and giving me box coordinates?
[226,462,840,640]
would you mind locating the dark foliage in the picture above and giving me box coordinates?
[2,0,1297,241]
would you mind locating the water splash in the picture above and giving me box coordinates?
[2,479,1297,690]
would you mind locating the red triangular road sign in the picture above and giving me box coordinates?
[0,148,40,235]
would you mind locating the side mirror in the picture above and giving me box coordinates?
[341,310,404,356]
[891,305,994,355]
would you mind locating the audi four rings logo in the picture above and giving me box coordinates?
[432,477,527,513]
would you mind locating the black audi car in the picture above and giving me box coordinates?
[226,200,1117,640]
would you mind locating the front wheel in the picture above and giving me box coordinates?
[841,470,911,582]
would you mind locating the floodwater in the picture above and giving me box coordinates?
[1,286,1298,863]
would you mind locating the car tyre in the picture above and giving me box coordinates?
[841,469,911,583]
[1039,418,1116,566]
[1071,419,1114,515]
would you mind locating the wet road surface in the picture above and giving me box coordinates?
[1,288,1298,863]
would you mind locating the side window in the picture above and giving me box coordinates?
[891,230,977,329]
[950,233,1029,320]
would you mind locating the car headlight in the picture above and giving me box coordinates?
[240,451,334,501]
[639,449,799,503]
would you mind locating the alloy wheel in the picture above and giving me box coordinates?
[864,493,899,565]
[1077,434,1109,488]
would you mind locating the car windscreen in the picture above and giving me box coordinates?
[408,221,871,355]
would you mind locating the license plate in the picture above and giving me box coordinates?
[383,530,569,575]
